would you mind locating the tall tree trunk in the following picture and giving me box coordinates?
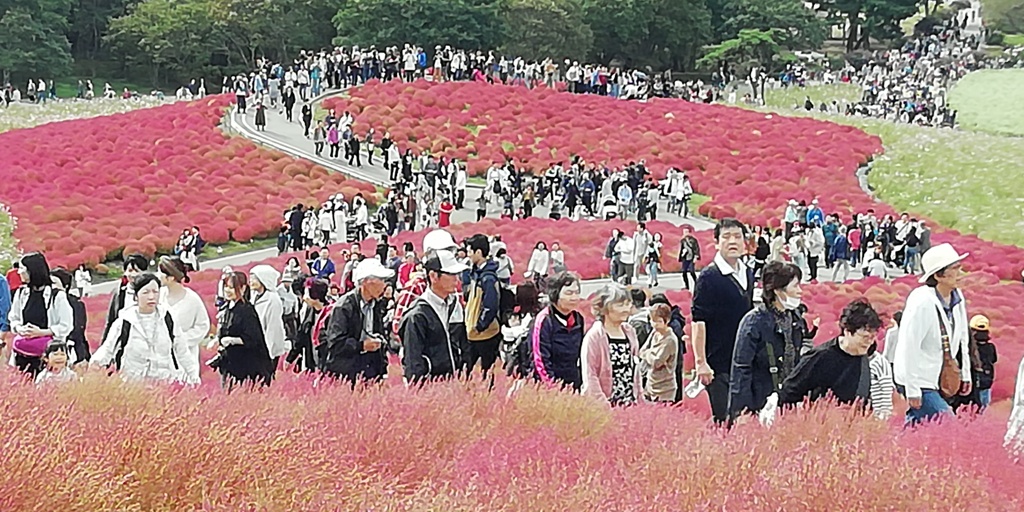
[846,13,860,52]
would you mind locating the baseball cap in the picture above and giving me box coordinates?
[423,229,458,252]
[352,258,395,283]
[424,250,468,275]
[969,315,990,331]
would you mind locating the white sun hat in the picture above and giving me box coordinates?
[919,243,969,283]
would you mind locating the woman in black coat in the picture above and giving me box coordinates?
[214,271,273,389]
[728,262,806,422]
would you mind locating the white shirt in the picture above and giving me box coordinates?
[614,238,636,265]
[882,325,899,363]
[527,249,550,276]
[714,252,748,290]
[893,286,970,399]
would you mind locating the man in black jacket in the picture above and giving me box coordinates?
[321,258,394,383]
[401,250,468,383]
[102,254,149,342]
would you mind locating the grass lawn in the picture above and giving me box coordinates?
[1005,33,1024,46]
[765,83,863,110]
[759,84,1024,248]
[949,69,1024,136]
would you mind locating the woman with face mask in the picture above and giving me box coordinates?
[727,261,806,423]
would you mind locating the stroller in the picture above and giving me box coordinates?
[599,195,619,220]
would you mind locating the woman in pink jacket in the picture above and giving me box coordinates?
[581,283,643,406]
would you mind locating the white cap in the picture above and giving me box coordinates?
[423,229,458,252]
[919,243,968,283]
[424,250,468,275]
[353,258,395,283]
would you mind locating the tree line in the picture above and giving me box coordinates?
[0,0,954,88]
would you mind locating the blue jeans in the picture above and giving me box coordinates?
[897,385,952,425]
[903,247,918,272]
[979,389,991,409]
[646,261,659,285]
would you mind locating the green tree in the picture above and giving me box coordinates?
[697,27,784,69]
[720,0,827,49]
[986,0,1024,34]
[816,0,919,50]
[583,0,712,70]
[68,0,138,59]
[0,0,74,84]
[105,0,218,84]
[499,0,593,61]
[333,0,504,51]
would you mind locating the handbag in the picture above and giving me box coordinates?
[13,334,53,357]
[12,288,58,357]
[934,307,962,398]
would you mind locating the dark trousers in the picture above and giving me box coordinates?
[15,354,43,379]
[329,142,340,158]
[707,371,730,424]
[347,149,361,167]
[681,260,697,289]
[236,95,247,113]
[303,118,312,137]
[808,255,820,281]
[314,142,324,155]
[455,189,465,209]
[466,336,501,375]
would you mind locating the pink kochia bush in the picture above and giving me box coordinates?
[0,372,1022,511]
[324,80,1024,280]
[0,95,379,268]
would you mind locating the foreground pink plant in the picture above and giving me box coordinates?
[0,371,1021,511]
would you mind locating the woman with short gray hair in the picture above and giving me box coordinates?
[581,283,642,405]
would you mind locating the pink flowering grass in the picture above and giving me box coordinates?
[1,370,1022,511]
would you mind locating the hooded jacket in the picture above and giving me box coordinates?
[251,265,289,360]
[401,291,463,382]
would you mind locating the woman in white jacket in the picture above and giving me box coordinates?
[249,265,289,375]
[92,274,198,384]
[9,252,74,376]
[527,241,551,286]
[158,256,211,382]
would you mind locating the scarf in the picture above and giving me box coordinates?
[769,305,798,383]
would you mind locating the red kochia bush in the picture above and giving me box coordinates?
[0,96,379,268]
[0,372,1021,511]
[324,81,1024,280]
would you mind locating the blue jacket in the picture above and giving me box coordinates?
[532,306,584,390]
[467,259,501,333]
[805,207,824,226]
[830,236,850,261]
[823,222,839,246]
[729,306,805,418]
[0,275,9,332]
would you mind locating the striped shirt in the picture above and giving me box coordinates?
[869,353,894,419]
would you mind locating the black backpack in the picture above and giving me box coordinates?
[114,313,178,371]
[503,315,538,379]
[498,282,517,326]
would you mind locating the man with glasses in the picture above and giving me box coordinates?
[691,218,755,423]
[893,243,972,424]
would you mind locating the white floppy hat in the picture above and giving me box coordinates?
[423,229,458,252]
[919,243,968,283]
[353,258,395,283]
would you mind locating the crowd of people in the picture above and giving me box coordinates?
[0,216,1014,438]
[785,12,1022,126]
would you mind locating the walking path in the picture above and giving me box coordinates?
[97,84,891,296]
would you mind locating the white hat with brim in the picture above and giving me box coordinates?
[919,243,968,283]
[353,258,395,283]
[424,250,468,275]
